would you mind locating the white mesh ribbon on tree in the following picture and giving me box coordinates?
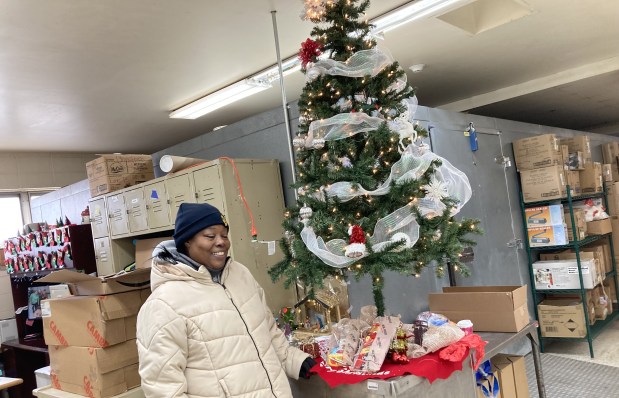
[297,46,472,268]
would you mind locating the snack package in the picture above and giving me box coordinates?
[351,316,400,372]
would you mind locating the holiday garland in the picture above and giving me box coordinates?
[269,0,481,316]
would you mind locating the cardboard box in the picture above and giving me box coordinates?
[561,136,592,164]
[41,290,146,347]
[86,155,153,180]
[524,205,564,228]
[520,165,566,203]
[491,355,530,398]
[579,162,603,194]
[527,225,568,247]
[538,299,587,338]
[88,173,153,198]
[606,182,619,215]
[429,286,529,332]
[37,268,151,296]
[603,164,613,182]
[34,386,144,398]
[51,363,139,398]
[565,170,581,196]
[49,339,139,398]
[586,218,612,235]
[540,251,603,281]
[602,142,619,164]
[565,151,585,170]
[513,134,562,171]
[583,240,612,274]
[135,237,172,269]
[532,259,599,290]
[564,209,586,241]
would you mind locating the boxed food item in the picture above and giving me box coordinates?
[524,205,564,228]
[586,218,612,235]
[540,250,603,280]
[86,154,154,197]
[86,155,154,180]
[603,164,614,182]
[602,142,619,164]
[606,182,619,215]
[564,208,587,241]
[532,259,599,290]
[565,170,581,196]
[520,165,566,203]
[565,151,585,170]
[579,162,603,194]
[513,134,562,171]
[560,136,592,164]
[36,268,151,296]
[351,316,400,372]
[41,289,147,347]
[428,286,529,332]
[537,299,587,338]
[527,225,568,247]
[49,340,139,398]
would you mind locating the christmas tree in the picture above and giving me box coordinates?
[269,0,481,315]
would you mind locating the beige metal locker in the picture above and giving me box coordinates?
[192,165,225,211]
[144,180,171,229]
[124,187,148,233]
[93,236,135,275]
[166,172,196,223]
[106,193,129,236]
[89,197,109,239]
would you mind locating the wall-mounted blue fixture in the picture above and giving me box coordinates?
[464,122,478,152]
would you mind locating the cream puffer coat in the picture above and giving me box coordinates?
[136,243,309,398]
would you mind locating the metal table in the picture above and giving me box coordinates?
[290,322,547,398]
[478,322,547,398]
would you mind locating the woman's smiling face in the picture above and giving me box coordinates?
[185,224,230,269]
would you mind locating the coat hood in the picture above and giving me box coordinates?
[150,240,229,291]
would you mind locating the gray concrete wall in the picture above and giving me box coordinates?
[152,102,619,327]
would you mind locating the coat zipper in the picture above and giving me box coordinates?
[221,283,277,397]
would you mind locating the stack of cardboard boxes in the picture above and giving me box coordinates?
[601,141,619,308]
[86,154,155,198]
[515,134,601,203]
[39,269,151,398]
[476,354,530,398]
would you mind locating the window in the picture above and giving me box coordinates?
[0,195,24,242]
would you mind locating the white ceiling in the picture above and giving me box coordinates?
[1,0,618,154]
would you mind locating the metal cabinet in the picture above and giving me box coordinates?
[144,180,171,229]
[106,193,129,236]
[90,196,109,239]
[192,165,225,211]
[166,173,196,224]
[88,159,294,311]
[124,187,148,233]
[93,236,135,276]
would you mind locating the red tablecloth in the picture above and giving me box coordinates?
[310,333,486,388]
[310,348,469,388]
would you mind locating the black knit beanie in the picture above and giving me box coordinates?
[173,203,228,252]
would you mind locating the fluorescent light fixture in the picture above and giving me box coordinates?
[170,78,271,119]
[170,0,469,119]
[372,0,470,33]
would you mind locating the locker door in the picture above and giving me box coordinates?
[193,166,225,211]
[125,188,148,233]
[166,173,196,224]
[94,237,114,276]
[90,197,109,238]
[144,180,171,229]
[107,193,129,236]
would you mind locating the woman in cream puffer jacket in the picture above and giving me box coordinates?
[136,203,312,398]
